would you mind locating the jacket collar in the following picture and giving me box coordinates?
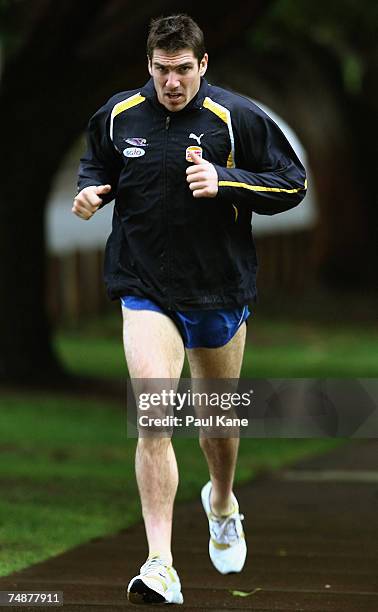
[140,77,209,112]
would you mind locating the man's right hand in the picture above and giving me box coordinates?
[72,184,112,220]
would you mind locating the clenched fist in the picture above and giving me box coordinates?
[186,152,218,198]
[72,184,112,220]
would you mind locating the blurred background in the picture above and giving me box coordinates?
[0,0,377,384]
[0,0,376,578]
[0,0,377,385]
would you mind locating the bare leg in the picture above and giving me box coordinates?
[135,437,178,563]
[199,436,239,515]
[123,307,185,563]
[186,323,246,516]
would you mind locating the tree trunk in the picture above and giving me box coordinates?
[0,190,63,383]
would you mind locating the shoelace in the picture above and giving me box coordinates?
[141,556,169,578]
[211,512,244,544]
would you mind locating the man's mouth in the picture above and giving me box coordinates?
[166,92,183,100]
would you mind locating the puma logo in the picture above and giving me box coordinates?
[189,132,204,145]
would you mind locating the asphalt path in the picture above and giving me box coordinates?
[1,440,377,611]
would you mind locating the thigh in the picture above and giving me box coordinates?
[122,306,185,379]
[186,321,247,379]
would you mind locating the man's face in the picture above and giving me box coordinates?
[148,48,208,112]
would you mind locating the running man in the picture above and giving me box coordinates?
[73,14,307,605]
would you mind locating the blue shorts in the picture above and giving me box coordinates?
[120,296,250,349]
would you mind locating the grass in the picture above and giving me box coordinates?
[0,395,135,576]
[55,311,378,378]
[242,317,378,377]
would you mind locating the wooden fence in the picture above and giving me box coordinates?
[47,229,316,324]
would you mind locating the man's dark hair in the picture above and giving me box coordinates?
[147,14,206,64]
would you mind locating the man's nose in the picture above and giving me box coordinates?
[166,72,180,88]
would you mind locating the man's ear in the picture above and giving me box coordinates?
[199,53,208,76]
[147,56,152,76]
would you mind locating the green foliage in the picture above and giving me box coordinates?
[230,588,262,597]
[249,0,378,94]
[0,0,14,9]
[0,0,27,59]
[257,0,378,45]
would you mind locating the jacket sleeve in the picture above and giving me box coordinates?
[214,104,307,215]
[77,101,123,206]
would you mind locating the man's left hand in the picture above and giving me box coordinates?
[186,152,218,198]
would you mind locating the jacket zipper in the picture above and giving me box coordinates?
[163,115,172,309]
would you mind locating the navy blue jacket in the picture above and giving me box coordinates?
[78,78,307,309]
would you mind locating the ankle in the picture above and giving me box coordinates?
[148,550,173,566]
[210,491,234,517]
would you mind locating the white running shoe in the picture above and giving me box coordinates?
[201,480,247,574]
[127,555,183,605]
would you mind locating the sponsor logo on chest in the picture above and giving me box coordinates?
[123,147,145,158]
[186,145,203,162]
[125,137,148,147]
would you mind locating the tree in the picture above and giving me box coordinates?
[0,0,272,383]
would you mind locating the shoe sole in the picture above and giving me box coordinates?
[127,577,183,605]
[127,578,165,604]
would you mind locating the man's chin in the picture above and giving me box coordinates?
[162,96,186,112]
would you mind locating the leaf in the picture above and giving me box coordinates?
[230,588,262,597]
